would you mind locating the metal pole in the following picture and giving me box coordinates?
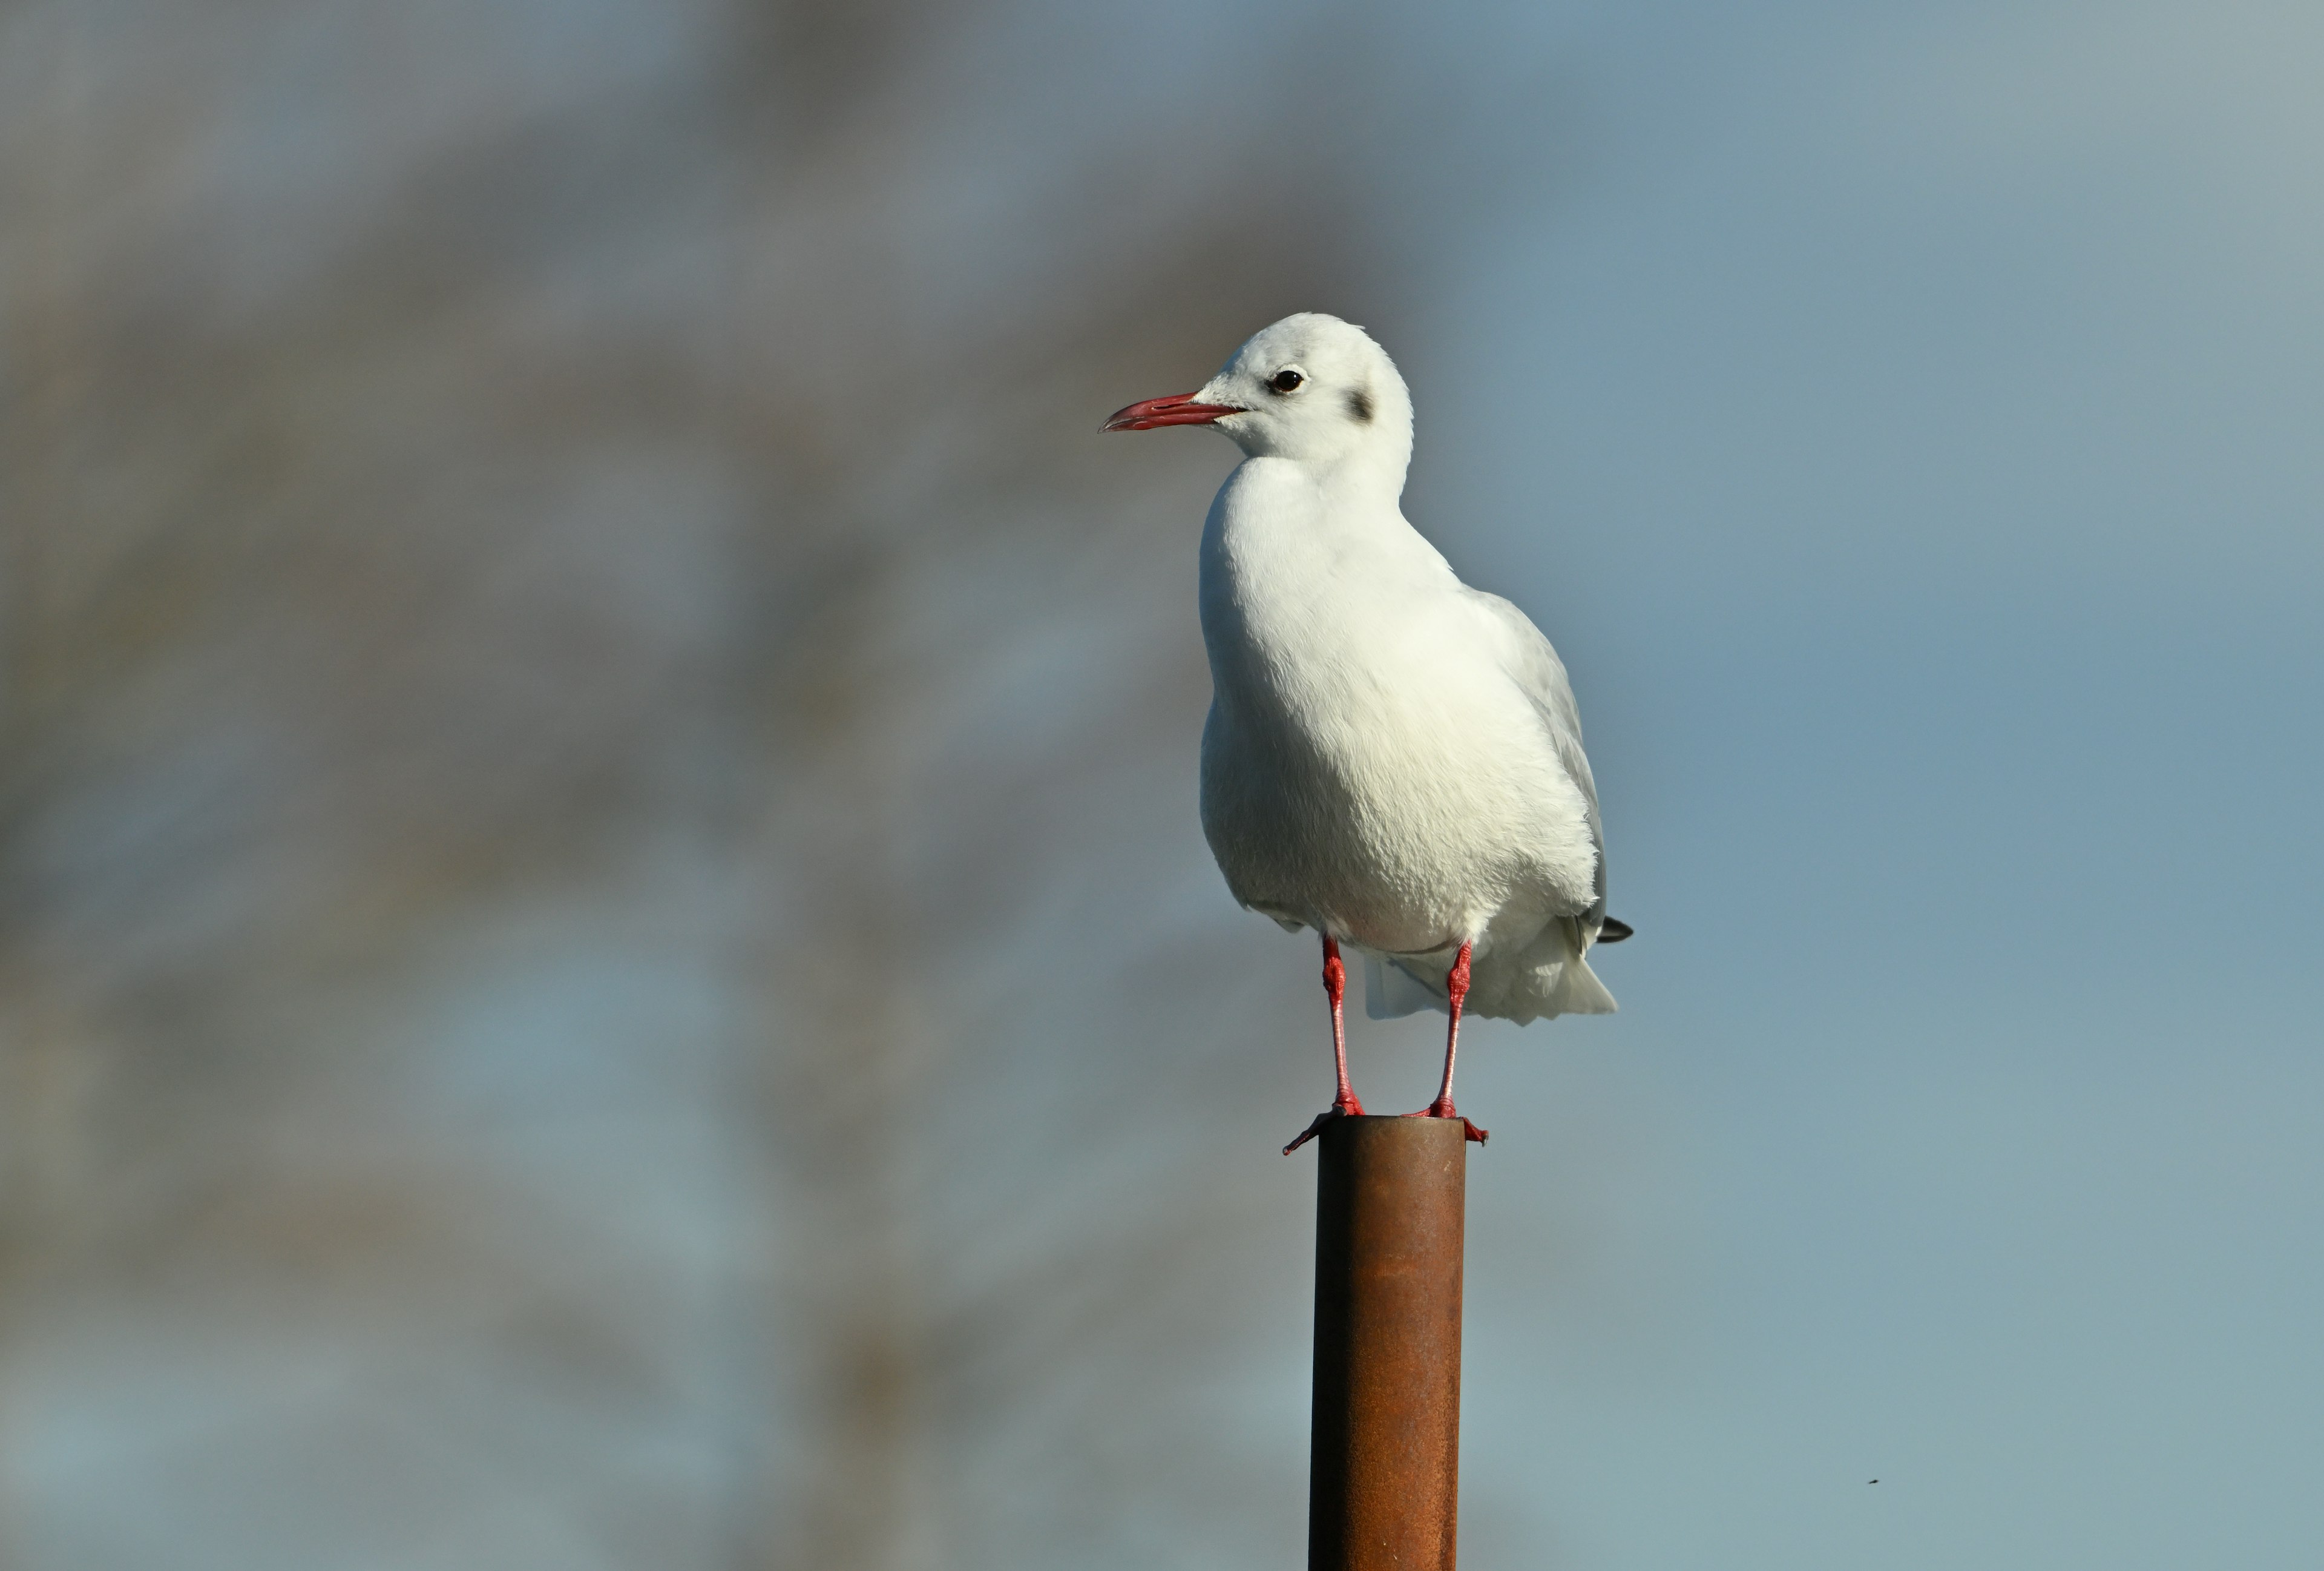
[1308,1115,1466,1571]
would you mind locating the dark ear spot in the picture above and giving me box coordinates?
[1345,386,1375,424]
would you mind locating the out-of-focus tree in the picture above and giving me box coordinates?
[0,1,1414,1566]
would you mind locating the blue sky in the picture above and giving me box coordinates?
[1328,2,2324,1564]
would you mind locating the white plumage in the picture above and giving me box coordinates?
[1107,312,1621,1139]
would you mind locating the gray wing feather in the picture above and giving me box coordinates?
[1464,590,1608,932]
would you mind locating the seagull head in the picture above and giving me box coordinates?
[1105,312,1414,479]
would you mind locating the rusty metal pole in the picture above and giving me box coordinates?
[1308,1115,1467,1570]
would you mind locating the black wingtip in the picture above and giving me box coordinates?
[1596,917,1634,944]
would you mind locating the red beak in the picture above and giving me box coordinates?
[1101,392,1244,432]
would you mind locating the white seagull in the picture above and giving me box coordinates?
[1105,312,1630,1152]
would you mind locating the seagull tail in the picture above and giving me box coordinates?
[1359,924,1619,1024]
[1539,950,1618,1018]
[1362,953,1445,1020]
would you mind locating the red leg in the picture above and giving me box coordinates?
[1404,942,1486,1144]
[1283,935,1367,1154]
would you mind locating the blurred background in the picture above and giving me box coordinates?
[3,0,2321,1566]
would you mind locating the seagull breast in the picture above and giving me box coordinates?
[1195,456,1597,957]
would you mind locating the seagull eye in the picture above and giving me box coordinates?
[1268,368,1305,394]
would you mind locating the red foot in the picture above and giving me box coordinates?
[1402,1101,1488,1144]
[1282,1096,1366,1155]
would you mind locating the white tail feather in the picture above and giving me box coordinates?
[1363,953,1442,1019]
[1360,927,1618,1024]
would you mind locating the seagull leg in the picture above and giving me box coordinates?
[1283,935,1366,1154]
[1405,941,1487,1144]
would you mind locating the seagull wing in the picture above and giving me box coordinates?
[1463,588,1609,933]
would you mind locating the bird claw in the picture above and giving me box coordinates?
[1282,1099,1365,1155]
[1401,1102,1488,1144]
